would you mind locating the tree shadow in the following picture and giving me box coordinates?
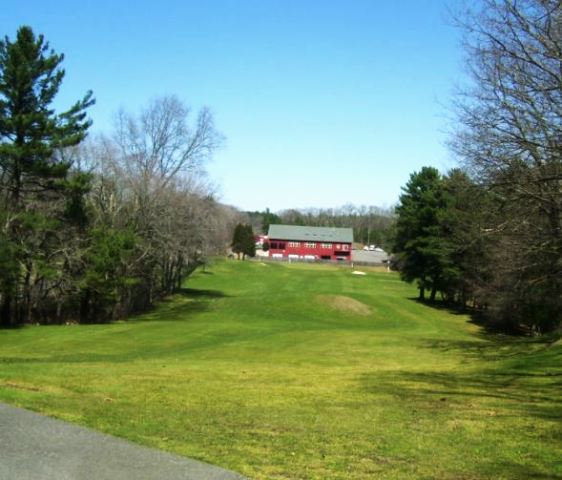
[361,315,562,425]
[408,297,535,336]
[177,287,227,298]
[136,287,230,323]
[408,296,468,316]
[359,361,562,477]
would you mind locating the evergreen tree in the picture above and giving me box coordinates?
[393,167,450,301]
[0,26,94,326]
[243,224,256,258]
[231,223,255,259]
[0,26,94,205]
[231,223,246,259]
[438,170,491,309]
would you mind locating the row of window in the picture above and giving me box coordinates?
[270,242,349,250]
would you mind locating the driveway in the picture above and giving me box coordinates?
[351,249,390,264]
[0,403,246,480]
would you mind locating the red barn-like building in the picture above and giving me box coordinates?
[267,224,353,262]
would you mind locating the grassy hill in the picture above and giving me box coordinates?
[0,260,560,479]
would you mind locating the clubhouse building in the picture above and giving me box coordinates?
[267,224,353,262]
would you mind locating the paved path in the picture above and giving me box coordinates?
[0,403,246,480]
[351,249,389,265]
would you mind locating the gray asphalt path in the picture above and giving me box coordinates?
[351,249,389,264]
[0,403,246,480]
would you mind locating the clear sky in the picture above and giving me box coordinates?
[2,0,465,212]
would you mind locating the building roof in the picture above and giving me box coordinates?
[268,224,354,243]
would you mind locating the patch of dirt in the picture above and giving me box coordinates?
[318,295,372,316]
[1,381,68,395]
[1,381,42,392]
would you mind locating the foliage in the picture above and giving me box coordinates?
[0,26,94,202]
[449,0,562,333]
[393,167,450,300]
[231,223,255,259]
[0,26,226,326]
[0,25,94,326]
[79,227,136,322]
[246,208,281,234]
[395,2,562,334]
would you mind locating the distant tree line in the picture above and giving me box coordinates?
[393,1,562,335]
[0,26,236,326]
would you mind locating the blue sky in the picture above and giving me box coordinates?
[2,0,465,212]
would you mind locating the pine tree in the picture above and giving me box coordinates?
[393,167,449,301]
[231,223,255,259]
[0,26,94,326]
[0,26,94,205]
[244,224,256,258]
[231,223,245,259]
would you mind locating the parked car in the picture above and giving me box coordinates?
[363,245,384,252]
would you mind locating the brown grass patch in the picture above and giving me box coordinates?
[1,381,68,395]
[318,295,372,316]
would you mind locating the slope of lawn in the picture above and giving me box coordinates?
[0,260,560,479]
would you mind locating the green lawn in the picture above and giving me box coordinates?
[0,260,560,479]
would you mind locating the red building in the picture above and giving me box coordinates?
[267,224,353,262]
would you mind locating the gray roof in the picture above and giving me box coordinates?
[268,224,353,243]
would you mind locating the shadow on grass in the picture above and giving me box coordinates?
[408,296,468,316]
[177,287,227,298]
[137,287,230,322]
[360,362,562,478]
[365,369,561,417]
[408,297,543,337]
[361,320,562,433]
[0,287,233,365]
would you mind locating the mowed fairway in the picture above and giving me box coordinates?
[0,260,560,479]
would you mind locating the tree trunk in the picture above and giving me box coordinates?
[419,286,425,300]
[23,262,32,324]
[0,294,12,328]
[430,285,437,302]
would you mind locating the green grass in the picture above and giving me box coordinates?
[0,260,560,479]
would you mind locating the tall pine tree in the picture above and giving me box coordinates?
[0,26,94,326]
[393,167,450,301]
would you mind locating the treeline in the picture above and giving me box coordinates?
[393,1,562,335]
[248,205,395,247]
[0,26,237,326]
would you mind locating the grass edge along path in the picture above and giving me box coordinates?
[0,260,560,479]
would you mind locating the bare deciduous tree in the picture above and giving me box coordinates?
[450,0,562,332]
[114,95,221,186]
